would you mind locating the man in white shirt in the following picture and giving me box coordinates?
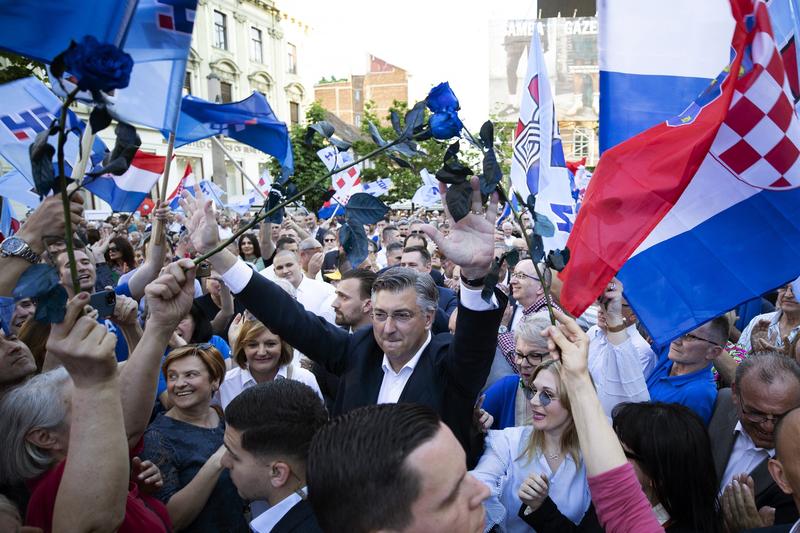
[271,250,336,324]
[222,380,327,532]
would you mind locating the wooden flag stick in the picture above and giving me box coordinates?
[211,136,268,199]
[152,132,176,245]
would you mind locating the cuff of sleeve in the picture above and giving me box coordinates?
[459,282,499,311]
[220,259,253,294]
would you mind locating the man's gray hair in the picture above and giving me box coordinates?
[372,267,438,314]
[299,237,322,252]
[0,367,70,483]
[735,352,800,390]
[515,311,551,348]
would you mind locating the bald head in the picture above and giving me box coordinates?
[769,407,800,511]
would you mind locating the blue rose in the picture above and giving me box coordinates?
[60,36,134,93]
[426,82,460,113]
[429,110,464,140]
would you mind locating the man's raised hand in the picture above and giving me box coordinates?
[145,259,197,331]
[179,186,220,255]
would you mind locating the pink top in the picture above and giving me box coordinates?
[587,463,664,533]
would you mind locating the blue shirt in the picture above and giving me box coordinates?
[101,282,132,362]
[482,375,522,430]
[646,345,717,424]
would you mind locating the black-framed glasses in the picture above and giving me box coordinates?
[108,246,118,252]
[681,332,722,347]
[737,394,795,425]
[511,271,540,282]
[514,350,551,366]
[371,310,416,323]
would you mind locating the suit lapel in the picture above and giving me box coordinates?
[363,341,386,404]
[398,343,435,405]
[714,399,741,480]
[271,500,316,533]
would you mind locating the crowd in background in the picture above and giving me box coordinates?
[0,181,799,533]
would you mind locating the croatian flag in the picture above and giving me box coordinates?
[317,146,362,205]
[561,0,800,346]
[509,26,575,252]
[84,151,165,212]
[167,163,196,210]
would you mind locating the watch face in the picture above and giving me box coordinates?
[2,237,25,254]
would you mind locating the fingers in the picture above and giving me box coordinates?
[469,176,482,214]
[485,192,499,225]
[551,308,585,340]
[419,224,444,250]
[439,182,452,222]
[58,292,90,331]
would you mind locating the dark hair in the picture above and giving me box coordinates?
[386,241,404,254]
[105,236,135,270]
[403,234,428,248]
[340,269,377,300]
[381,225,398,240]
[612,402,723,532]
[308,404,440,533]
[85,228,100,245]
[735,352,800,390]
[225,380,327,462]
[275,236,297,250]
[186,302,214,344]
[705,315,731,345]
[238,233,262,260]
[402,245,431,265]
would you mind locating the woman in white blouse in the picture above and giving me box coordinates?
[471,360,591,532]
[218,318,322,409]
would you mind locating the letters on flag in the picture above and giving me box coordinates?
[561,0,800,346]
[317,146,362,205]
[84,151,166,212]
[509,27,575,252]
[173,92,293,178]
[411,169,441,207]
[361,178,393,198]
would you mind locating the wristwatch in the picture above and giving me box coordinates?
[1,236,40,264]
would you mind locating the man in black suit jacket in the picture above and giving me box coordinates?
[711,354,800,526]
[223,380,327,533]
[184,179,505,456]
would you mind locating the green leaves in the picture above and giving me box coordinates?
[13,264,68,323]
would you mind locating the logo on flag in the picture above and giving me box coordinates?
[0,106,55,141]
[156,0,196,34]
[513,76,543,191]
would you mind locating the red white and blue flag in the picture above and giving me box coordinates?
[167,163,197,210]
[561,0,800,346]
[84,151,166,212]
[510,26,575,252]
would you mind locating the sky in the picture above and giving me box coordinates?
[283,0,539,126]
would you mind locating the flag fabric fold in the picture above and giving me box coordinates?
[172,92,293,178]
[84,151,165,212]
[561,0,800,346]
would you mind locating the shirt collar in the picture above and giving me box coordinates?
[242,365,288,385]
[249,489,305,533]
[381,332,432,376]
[523,296,561,315]
[734,421,777,457]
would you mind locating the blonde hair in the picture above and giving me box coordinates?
[233,320,293,370]
[520,360,581,466]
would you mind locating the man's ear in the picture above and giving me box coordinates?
[269,461,292,489]
[767,458,793,496]
[362,299,373,315]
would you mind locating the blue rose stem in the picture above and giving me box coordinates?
[56,88,82,293]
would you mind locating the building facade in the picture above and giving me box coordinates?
[314,55,408,127]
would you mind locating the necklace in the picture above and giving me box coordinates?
[546,451,560,460]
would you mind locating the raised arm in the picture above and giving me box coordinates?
[119,260,196,447]
[127,203,170,301]
[258,221,275,261]
[46,293,128,533]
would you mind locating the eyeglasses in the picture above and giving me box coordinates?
[738,397,795,426]
[511,271,540,282]
[681,332,722,347]
[524,386,559,407]
[324,238,336,243]
[372,310,416,323]
[108,246,118,252]
[514,350,551,366]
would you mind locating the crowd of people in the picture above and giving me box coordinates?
[0,177,799,533]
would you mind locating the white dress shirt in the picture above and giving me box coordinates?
[587,324,653,417]
[249,489,306,533]
[377,332,431,404]
[719,421,776,493]
[218,365,323,409]
[471,426,591,532]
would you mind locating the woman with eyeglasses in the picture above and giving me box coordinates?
[140,344,249,532]
[218,318,322,410]
[322,230,338,253]
[480,312,553,430]
[471,359,591,533]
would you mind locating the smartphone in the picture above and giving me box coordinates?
[196,261,212,278]
[89,290,116,319]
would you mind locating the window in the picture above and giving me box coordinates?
[183,71,192,95]
[213,11,228,49]
[290,101,300,125]
[220,81,233,103]
[250,27,263,63]
[572,126,593,158]
[287,43,297,74]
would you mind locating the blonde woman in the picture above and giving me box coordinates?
[218,319,322,409]
[471,360,590,532]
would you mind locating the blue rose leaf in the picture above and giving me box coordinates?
[345,193,390,226]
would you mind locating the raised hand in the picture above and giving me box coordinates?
[421,177,499,280]
[721,474,774,530]
[46,293,118,388]
[179,186,220,255]
[110,293,139,328]
[518,472,550,512]
[16,194,85,255]
[749,320,771,353]
[145,259,197,331]
[541,308,590,378]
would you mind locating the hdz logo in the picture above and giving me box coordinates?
[0,106,55,141]
[156,0,196,34]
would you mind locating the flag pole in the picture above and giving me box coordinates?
[70,126,95,184]
[211,136,268,199]
[152,132,175,245]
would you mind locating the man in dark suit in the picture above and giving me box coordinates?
[222,380,327,533]
[400,245,458,333]
[184,179,504,456]
[710,353,800,526]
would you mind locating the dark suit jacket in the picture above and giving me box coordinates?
[235,271,506,455]
[709,389,798,524]
[271,500,323,533]
[432,285,458,333]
